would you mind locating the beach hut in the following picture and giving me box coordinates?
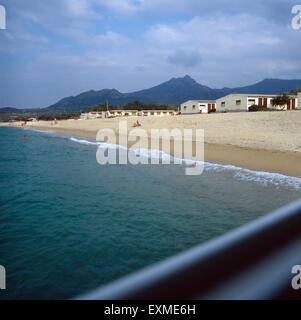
[80,112,104,120]
[137,110,176,116]
[123,110,138,116]
[180,100,216,114]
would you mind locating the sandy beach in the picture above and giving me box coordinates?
[3,111,301,177]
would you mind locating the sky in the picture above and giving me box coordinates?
[0,0,301,108]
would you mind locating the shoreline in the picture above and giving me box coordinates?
[8,123,301,179]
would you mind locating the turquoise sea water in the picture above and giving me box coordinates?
[0,126,301,299]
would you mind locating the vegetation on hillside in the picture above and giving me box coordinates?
[37,113,81,120]
[88,100,178,112]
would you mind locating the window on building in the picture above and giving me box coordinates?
[184,106,187,109]
[192,105,196,109]
[236,100,241,105]
[221,102,225,106]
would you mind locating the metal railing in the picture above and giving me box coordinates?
[75,200,301,300]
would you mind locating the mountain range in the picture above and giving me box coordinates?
[1,75,301,115]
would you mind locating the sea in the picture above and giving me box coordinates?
[0,126,300,299]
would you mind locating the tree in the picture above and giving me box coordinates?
[290,87,301,95]
[88,103,114,112]
[271,94,291,110]
[124,100,145,110]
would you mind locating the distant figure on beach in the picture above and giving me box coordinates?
[133,120,141,127]
[23,135,27,141]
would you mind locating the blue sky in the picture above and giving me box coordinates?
[0,0,301,108]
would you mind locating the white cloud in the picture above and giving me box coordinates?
[167,49,202,68]
[144,14,283,66]
[94,0,295,25]
[88,30,129,45]
[96,0,141,14]
[10,0,102,30]
[64,0,95,17]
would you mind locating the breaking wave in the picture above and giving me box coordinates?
[68,136,301,189]
[20,128,301,190]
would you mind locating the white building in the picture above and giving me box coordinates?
[298,92,301,109]
[100,109,176,117]
[123,110,138,116]
[138,110,176,116]
[180,100,216,114]
[80,112,105,120]
[80,109,176,119]
[109,110,138,117]
[216,94,298,112]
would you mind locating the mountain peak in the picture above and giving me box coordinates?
[169,75,196,83]
[182,75,197,83]
[183,74,193,80]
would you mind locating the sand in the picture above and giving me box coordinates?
[3,111,301,177]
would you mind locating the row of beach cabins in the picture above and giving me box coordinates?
[80,109,177,120]
[80,92,301,119]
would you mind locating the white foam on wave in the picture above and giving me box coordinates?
[69,137,102,146]
[23,127,56,134]
[71,137,191,163]
[62,135,301,190]
[70,137,131,152]
[133,147,175,162]
[203,161,301,190]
